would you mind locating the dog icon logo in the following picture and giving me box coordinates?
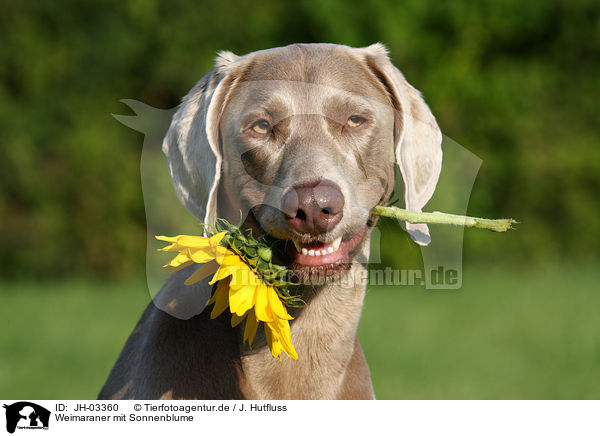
[3,402,50,434]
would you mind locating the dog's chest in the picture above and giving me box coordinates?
[239,267,367,399]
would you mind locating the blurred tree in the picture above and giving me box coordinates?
[0,0,598,280]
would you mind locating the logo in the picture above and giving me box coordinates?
[3,402,50,434]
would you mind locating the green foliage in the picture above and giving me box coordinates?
[1,0,598,279]
[210,219,304,307]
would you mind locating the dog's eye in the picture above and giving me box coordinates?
[347,116,366,128]
[251,120,271,135]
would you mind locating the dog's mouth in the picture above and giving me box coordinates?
[243,209,373,284]
[278,226,368,283]
[283,227,367,267]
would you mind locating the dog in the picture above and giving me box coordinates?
[98,43,442,400]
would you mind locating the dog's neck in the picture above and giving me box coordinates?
[238,244,370,399]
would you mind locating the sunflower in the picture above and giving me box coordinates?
[156,231,298,360]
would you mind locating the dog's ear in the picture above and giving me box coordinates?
[162,51,241,226]
[362,43,443,245]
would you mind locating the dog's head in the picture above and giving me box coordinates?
[163,43,442,283]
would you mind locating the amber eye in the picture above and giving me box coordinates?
[251,120,271,135]
[347,116,366,128]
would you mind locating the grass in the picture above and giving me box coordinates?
[0,281,148,399]
[1,263,599,399]
[360,263,600,399]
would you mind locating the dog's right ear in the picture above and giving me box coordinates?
[162,51,241,227]
[361,43,443,246]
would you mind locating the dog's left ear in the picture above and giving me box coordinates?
[361,43,443,245]
[162,50,241,226]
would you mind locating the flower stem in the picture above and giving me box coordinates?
[372,206,516,232]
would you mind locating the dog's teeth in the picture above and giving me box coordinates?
[308,249,315,256]
[327,246,334,254]
[292,240,302,252]
[315,250,321,256]
[332,237,342,251]
[302,248,308,255]
[321,250,328,256]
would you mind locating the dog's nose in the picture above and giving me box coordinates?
[281,180,344,235]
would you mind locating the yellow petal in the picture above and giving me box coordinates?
[266,318,298,360]
[156,235,212,252]
[208,231,227,247]
[208,264,238,284]
[213,245,232,264]
[265,323,282,359]
[220,253,245,267]
[231,312,247,328]
[166,260,194,273]
[229,266,261,289]
[228,279,247,291]
[155,235,180,252]
[243,310,259,348]
[276,320,298,360]
[208,278,230,319]
[184,261,219,285]
[165,250,192,268]
[266,285,293,320]
[176,235,212,247]
[229,284,256,316]
[188,248,218,263]
[156,235,178,243]
[254,283,274,322]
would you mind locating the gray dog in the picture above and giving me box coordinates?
[98,43,442,400]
